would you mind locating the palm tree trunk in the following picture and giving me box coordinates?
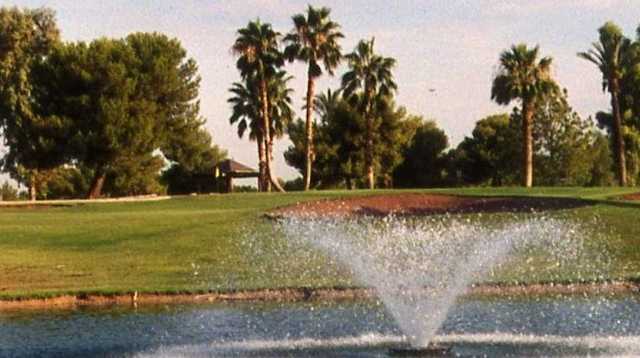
[28,173,37,202]
[303,74,315,191]
[522,101,534,188]
[610,81,627,186]
[259,79,285,193]
[269,131,277,192]
[365,92,375,190]
[365,119,375,189]
[263,136,272,192]
[88,167,106,199]
[257,135,266,192]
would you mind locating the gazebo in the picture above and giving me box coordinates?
[214,159,259,193]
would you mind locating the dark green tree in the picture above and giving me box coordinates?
[393,119,449,188]
[371,98,412,187]
[588,133,616,186]
[284,5,343,190]
[491,44,556,187]
[285,90,413,188]
[285,92,361,188]
[455,114,520,185]
[161,127,227,194]
[37,33,208,198]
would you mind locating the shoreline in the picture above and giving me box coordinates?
[2,280,638,310]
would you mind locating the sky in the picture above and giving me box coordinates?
[3,0,640,184]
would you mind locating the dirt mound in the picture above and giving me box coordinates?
[272,193,589,218]
[623,192,640,201]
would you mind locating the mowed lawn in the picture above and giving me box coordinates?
[0,188,639,299]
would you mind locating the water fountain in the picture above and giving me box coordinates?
[278,214,587,356]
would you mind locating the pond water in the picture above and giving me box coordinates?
[2,294,640,357]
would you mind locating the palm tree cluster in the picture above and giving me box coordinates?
[229,6,344,192]
[230,20,288,192]
[230,6,400,191]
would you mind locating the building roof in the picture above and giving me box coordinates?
[216,159,258,175]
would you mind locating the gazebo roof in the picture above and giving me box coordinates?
[216,159,258,177]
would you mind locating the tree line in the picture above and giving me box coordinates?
[229,8,638,190]
[1,6,639,200]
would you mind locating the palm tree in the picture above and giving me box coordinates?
[266,70,295,181]
[313,88,342,122]
[228,71,293,192]
[284,5,343,190]
[228,76,266,191]
[491,44,556,187]
[578,22,629,186]
[341,38,397,189]
[231,19,285,192]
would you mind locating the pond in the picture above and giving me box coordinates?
[2,294,640,357]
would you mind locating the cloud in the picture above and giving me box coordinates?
[487,0,617,15]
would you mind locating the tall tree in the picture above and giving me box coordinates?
[231,20,286,192]
[41,39,146,199]
[341,38,397,189]
[491,44,556,187]
[284,5,343,190]
[0,7,62,200]
[578,22,630,186]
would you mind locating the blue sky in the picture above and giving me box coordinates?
[3,0,640,182]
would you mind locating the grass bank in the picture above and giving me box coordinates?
[0,188,639,301]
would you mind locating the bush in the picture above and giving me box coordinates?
[0,181,19,201]
[283,177,305,191]
[232,185,258,193]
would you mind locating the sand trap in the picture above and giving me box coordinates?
[271,193,590,218]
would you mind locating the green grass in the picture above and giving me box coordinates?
[0,188,639,299]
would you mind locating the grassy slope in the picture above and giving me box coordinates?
[0,188,639,299]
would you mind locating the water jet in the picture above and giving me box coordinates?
[279,215,586,352]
